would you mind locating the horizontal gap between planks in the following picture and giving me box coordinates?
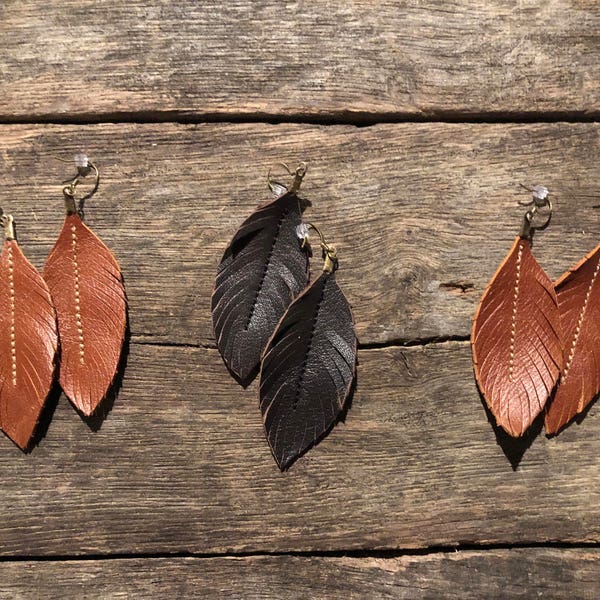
[0,110,599,127]
[130,335,470,351]
[0,541,598,563]
[358,334,470,350]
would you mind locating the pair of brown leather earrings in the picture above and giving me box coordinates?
[0,157,126,450]
[212,164,357,470]
[473,185,600,437]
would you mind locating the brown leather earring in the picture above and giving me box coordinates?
[471,186,563,437]
[212,163,310,384]
[211,168,357,469]
[545,239,600,435]
[43,156,127,417]
[0,213,58,450]
[259,223,357,470]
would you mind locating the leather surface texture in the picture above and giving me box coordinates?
[0,239,58,449]
[546,243,600,434]
[259,270,356,470]
[472,236,563,437]
[212,191,309,383]
[43,214,126,416]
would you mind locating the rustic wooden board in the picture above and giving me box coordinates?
[1,549,598,599]
[0,341,597,556]
[0,1,598,120]
[0,123,598,347]
[2,1,598,595]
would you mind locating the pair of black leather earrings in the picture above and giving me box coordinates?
[211,164,357,470]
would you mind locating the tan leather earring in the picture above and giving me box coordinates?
[0,213,58,450]
[545,239,600,435]
[43,156,127,417]
[471,186,563,437]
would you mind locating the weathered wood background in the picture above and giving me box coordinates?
[0,2,599,598]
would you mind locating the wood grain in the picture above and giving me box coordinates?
[1,550,598,599]
[0,341,597,556]
[0,1,598,120]
[2,2,599,592]
[0,123,598,347]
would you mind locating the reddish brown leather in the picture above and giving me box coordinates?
[43,214,126,416]
[0,240,58,449]
[545,243,600,434]
[472,236,563,437]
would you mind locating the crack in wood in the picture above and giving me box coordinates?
[0,110,599,127]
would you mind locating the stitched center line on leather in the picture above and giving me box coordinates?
[71,225,85,365]
[244,208,288,330]
[563,255,600,379]
[509,242,523,382]
[8,246,16,385]
[292,280,326,410]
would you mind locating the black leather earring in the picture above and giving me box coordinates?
[212,163,310,384]
[259,224,357,470]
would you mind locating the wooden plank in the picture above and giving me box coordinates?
[0,123,599,346]
[1,550,598,599]
[0,341,597,556]
[0,1,598,119]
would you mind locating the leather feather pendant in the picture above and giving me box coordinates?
[43,213,126,416]
[259,270,356,470]
[0,224,58,450]
[545,243,600,434]
[472,236,563,437]
[212,191,309,382]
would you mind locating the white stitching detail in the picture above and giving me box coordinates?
[509,242,523,382]
[563,256,600,379]
[8,245,16,385]
[71,225,85,365]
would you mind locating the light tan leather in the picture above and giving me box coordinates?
[43,214,126,416]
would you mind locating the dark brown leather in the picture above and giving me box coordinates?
[0,240,58,449]
[212,192,309,383]
[546,243,600,434]
[472,236,563,437]
[43,214,126,416]
[259,271,356,470]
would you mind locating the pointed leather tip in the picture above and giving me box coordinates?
[68,396,100,418]
[226,360,258,387]
[544,404,579,436]
[75,402,99,418]
[79,407,95,418]
[276,456,291,472]
[498,420,528,439]
[274,449,300,471]
[4,430,33,452]
[544,417,565,437]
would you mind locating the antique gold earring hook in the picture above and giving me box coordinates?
[304,222,338,273]
[60,156,100,215]
[267,161,308,195]
[0,213,15,241]
[519,184,552,239]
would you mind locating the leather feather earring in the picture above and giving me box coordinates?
[43,157,127,416]
[545,241,600,434]
[471,186,563,437]
[0,213,58,450]
[212,163,310,383]
[259,224,356,470]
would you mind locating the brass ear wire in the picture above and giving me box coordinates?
[305,222,338,273]
[60,157,100,215]
[0,213,15,241]
[267,162,308,195]
[519,184,553,239]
